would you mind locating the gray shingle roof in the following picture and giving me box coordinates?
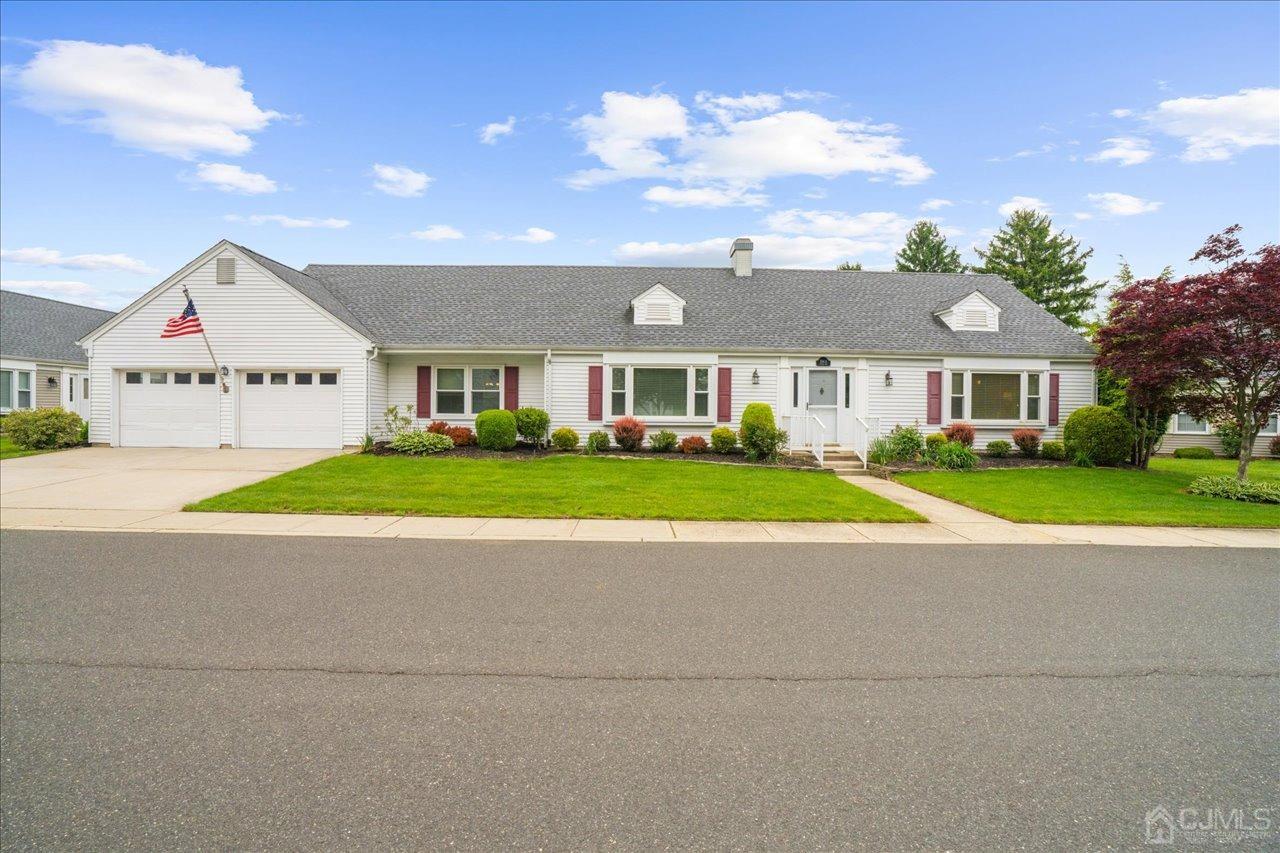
[1,290,114,364]
[294,262,1094,357]
[233,243,375,342]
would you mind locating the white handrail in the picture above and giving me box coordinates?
[808,413,826,467]
[853,415,880,470]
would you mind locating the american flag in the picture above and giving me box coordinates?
[161,297,204,339]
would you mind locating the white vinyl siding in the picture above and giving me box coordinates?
[86,246,371,447]
[384,353,544,430]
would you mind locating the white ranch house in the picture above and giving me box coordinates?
[77,238,1102,459]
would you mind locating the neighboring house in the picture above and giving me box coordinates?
[76,239,1097,452]
[1158,411,1279,456]
[0,290,114,420]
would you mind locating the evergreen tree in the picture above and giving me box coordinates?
[836,261,863,270]
[894,220,964,273]
[975,209,1105,329]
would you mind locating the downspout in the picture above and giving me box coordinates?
[365,345,379,440]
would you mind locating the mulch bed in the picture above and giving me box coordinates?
[369,442,824,469]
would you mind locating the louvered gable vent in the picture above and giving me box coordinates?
[935,290,1000,332]
[630,282,685,326]
[216,256,237,285]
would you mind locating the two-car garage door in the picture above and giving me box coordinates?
[117,369,341,448]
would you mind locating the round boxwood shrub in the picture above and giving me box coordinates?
[1041,440,1066,461]
[551,426,579,451]
[3,408,85,449]
[1063,405,1132,466]
[1173,446,1215,459]
[514,407,550,446]
[985,439,1013,458]
[925,432,947,453]
[649,429,678,453]
[709,426,737,454]
[475,409,517,451]
[585,430,610,454]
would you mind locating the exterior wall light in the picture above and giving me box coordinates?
[884,371,893,387]
[751,369,760,385]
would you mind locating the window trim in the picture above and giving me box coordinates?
[1169,412,1211,435]
[945,369,1048,426]
[433,365,504,418]
[1,368,36,412]
[609,364,717,423]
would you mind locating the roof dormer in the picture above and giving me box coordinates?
[935,289,1000,332]
[631,283,685,325]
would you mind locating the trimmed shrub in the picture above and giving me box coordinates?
[3,408,84,449]
[679,435,708,454]
[1063,405,1132,466]
[475,409,517,451]
[925,432,948,453]
[1271,435,1280,457]
[444,425,475,447]
[738,403,787,461]
[986,439,1013,458]
[612,416,647,451]
[931,440,979,470]
[1011,427,1042,459]
[427,420,450,435]
[649,429,678,453]
[1173,446,1215,459]
[551,426,579,451]
[389,430,453,455]
[585,430,610,454]
[1214,422,1242,459]
[1187,475,1280,504]
[1042,440,1066,460]
[514,407,551,446]
[942,421,976,447]
[709,426,737,454]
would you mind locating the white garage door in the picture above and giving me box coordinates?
[239,370,341,449]
[119,370,220,447]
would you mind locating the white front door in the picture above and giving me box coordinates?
[806,369,838,446]
[238,370,341,449]
[119,370,220,447]
[65,370,90,420]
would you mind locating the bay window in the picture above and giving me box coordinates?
[610,365,714,421]
[947,370,1046,423]
[436,366,501,416]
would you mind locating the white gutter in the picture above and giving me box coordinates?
[365,346,379,439]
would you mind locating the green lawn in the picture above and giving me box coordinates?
[186,453,925,522]
[896,457,1280,528]
[0,435,50,460]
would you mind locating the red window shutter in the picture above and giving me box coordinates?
[926,370,942,424]
[416,366,431,419]
[1048,372,1060,425]
[717,367,732,422]
[504,365,519,411]
[587,365,603,421]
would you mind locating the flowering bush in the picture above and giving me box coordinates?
[612,416,647,451]
[942,422,975,447]
[1011,427,1042,458]
[679,435,708,454]
[649,429,678,452]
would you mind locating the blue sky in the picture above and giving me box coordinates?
[1,0,1277,310]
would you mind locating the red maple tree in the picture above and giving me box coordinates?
[1096,226,1280,480]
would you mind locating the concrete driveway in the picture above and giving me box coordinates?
[0,447,336,512]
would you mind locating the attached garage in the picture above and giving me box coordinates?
[238,370,341,448]
[118,370,220,447]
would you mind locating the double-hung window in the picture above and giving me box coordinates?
[436,367,501,416]
[949,373,964,419]
[611,366,712,420]
[1173,413,1210,434]
[1026,373,1041,421]
[0,369,12,410]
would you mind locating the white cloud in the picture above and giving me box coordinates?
[920,198,953,211]
[0,246,152,273]
[763,209,911,241]
[410,224,465,241]
[1110,108,1134,118]
[997,196,1051,217]
[479,116,516,144]
[1086,192,1162,216]
[1087,136,1154,167]
[987,143,1055,162]
[1146,87,1279,161]
[8,40,281,159]
[371,163,432,197]
[567,90,932,197]
[1073,212,1094,221]
[615,234,894,269]
[509,227,556,243]
[1,279,95,297]
[195,162,277,194]
[642,184,768,208]
[224,214,348,229]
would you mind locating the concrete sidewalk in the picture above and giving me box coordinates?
[0,506,1275,547]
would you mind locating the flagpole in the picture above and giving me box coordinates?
[182,286,228,393]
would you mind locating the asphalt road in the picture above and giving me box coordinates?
[1,531,1276,850]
